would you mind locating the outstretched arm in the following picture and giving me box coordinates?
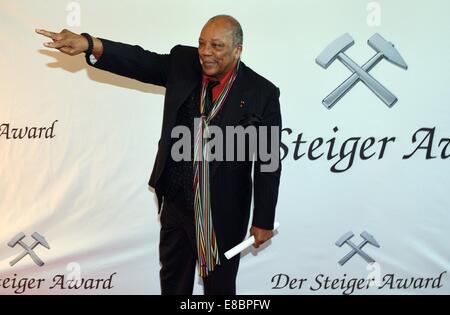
[36,28,170,86]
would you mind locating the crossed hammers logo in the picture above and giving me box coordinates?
[8,232,50,267]
[316,33,408,108]
[335,231,380,266]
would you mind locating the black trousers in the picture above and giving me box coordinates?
[159,197,240,295]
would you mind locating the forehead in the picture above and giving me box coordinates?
[199,20,234,42]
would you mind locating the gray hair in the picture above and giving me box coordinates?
[207,15,243,46]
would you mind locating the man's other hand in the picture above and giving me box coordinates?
[250,226,274,249]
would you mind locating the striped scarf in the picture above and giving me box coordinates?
[193,61,240,277]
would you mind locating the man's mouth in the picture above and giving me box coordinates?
[202,60,217,67]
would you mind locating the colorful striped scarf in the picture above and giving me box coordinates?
[193,61,240,277]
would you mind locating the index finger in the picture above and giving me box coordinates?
[35,28,58,39]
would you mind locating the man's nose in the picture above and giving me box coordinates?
[199,44,212,56]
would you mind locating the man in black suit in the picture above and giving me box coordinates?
[36,14,281,295]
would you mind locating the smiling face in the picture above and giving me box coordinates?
[198,18,242,81]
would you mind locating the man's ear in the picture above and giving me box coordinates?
[235,44,243,60]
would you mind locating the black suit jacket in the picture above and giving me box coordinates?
[86,38,282,252]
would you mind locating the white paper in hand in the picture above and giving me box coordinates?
[224,222,280,259]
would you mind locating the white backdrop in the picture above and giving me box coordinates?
[1,0,449,294]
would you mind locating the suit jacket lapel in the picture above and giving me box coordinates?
[210,63,250,178]
[170,64,202,113]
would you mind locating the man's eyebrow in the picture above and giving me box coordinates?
[198,37,224,43]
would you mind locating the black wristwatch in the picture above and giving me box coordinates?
[80,33,93,55]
